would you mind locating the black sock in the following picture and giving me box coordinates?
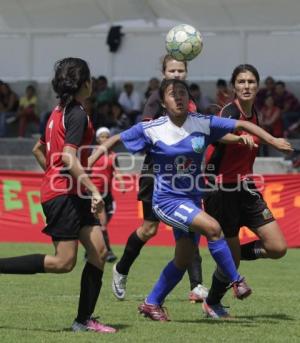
[240,240,263,260]
[206,272,229,305]
[102,230,112,252]
[76,262,103,324]
[187,248,203,290]
[116,231,146,275]
[0,254,45,274]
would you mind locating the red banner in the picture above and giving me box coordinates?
[0,171,300,247]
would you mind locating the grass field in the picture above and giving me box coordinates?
[0,243,299,343]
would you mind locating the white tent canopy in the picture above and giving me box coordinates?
[1,0,300,84]
[1,0,300,31]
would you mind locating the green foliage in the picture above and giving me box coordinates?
[0,244,299,342]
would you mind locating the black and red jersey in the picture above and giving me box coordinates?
[40,101,94,202]
[205,99,260,183]
[90,152,118,194]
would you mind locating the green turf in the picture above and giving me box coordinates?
[0,243,299,342]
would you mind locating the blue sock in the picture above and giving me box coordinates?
[146,261,186,305]
[208,238,240,283]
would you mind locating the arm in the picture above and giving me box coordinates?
[235,120,293,153]
[88,134,121,168]
[62,145,103,214]
[219,133,257,149]
[32,140,46,170]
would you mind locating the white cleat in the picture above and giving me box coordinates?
[189,284,209,303]
[112,264,127,300]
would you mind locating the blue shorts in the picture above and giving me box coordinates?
[153,196,202,244]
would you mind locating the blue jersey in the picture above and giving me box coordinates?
[120,113,236,205]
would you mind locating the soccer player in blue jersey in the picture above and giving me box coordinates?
[89,79,292,321]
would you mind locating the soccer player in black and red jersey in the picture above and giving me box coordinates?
[203,64,292,319]
[0,58,116,333]
[112,54,208,304]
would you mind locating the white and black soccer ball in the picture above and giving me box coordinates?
[165,24,203,61]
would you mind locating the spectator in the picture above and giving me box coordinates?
[94,75,116,105]
[189,83,211,113]
[256,76,276,110]
[118,82,142,125]
[261,95,283,137]
[0,82,19,137]
[92,101,111,130]
[144,77,160,100]
[110,102,130,135]
[215,79,232,108]
[17,85,39,137]
[273,81,300,135]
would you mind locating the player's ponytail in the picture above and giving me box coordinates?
[52,57,91,107]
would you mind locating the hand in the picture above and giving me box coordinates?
[272,138,294,154]
[91,191,104,215]
[238,135,258,149]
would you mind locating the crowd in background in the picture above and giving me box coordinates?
[1,75,300,150]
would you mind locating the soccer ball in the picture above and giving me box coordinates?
[165,24,203,61]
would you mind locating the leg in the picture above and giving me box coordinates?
[241,221,287,260]
[202,236,242,319]
[138,237,193,321]
[112,219,159,300]
[72,225,116,333]
[0,239,77,274]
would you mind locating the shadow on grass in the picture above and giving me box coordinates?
[175,313,294,325]
[0,323,130,333]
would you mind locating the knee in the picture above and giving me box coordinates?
[207,221,222,241]
[138,222,159,241]
[56,258,77,273]
[267,243,287,259]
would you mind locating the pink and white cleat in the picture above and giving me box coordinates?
[72,317,117,333]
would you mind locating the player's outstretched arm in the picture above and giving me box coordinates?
[235,120,293,154]
[219,133,257,149]
[88,134,121,168]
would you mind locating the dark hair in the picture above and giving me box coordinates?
[161,54,187,74]
[159,79,190,101]
[230,64,260,86]
[189,83,200,91]
[276,80,285,88]
[52,57,91,107]
[98,75,108,83]
[216,79,227,87]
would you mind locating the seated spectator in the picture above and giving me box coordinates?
[118,82,142,125]
[109,102,130,135]
[273,81,300,135]
[215,79,232,108]
[0,82,19,137]
[261,95,283,137]
[256,76,275,110]
[94,75,116,105]
[17,85,39,137]
[91,100,111,130]
[189,83,212,113]
[144,77,160,100]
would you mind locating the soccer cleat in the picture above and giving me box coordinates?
[112,264,127,300]
[189,284,209,303]
[138,301,170,322]
[71,317,117,333]
[202,300,231,319]
[230,277,252,300]
[106,251,117,263]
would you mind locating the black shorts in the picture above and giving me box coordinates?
[142,200,159,222]
[42,195,100,241]
[204,182,275,238]
[103,192,116,216]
